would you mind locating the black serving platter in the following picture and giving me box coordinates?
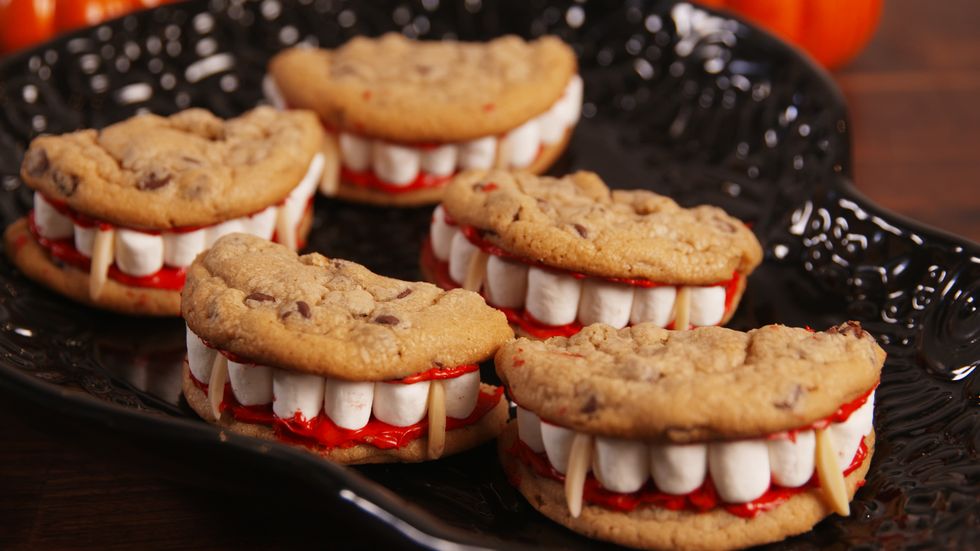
[0,1,977,549]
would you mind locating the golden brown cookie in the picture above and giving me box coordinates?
[182,233,513,464]
[424,170,763,338]
[265,34,582,205]
[8,106,324,316]
[496,321,883,550]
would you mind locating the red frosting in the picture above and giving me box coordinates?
[342,167,454,194]
[508,386,875,518]
[421,232,743,336]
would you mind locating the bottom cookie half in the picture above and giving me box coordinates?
[183,365,509,465]
[498,423,874,551]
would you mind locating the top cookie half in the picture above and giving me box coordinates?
[21,107,323,230]
[267,33,577,143]
[442,170,763,284]
[496,322,885,442]
[182,233,513,380]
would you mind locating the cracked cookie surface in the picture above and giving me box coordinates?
[21,106,323,229]
[268,33,576,143]
[496,322,885,442]
[182,233,513,380]
[443,170,764,284]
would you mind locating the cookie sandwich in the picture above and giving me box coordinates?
[423,170,763,338]
[182,233,513,464]
[4,107,324,316]
[497,322,884,550]
[265,33,581,206]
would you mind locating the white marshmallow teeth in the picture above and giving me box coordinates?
[526,267,582,326]
[272,369,325,422]
[649,442,708,495]
[323,378,375,430]
[372,380,431,427]
[33,191,73,240]
[227,361,274,406]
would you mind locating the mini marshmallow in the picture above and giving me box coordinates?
[540,421,577,474]
[516,406,545,453]
[185,326,215,383]
[114,229,164,277]
[421,144,457,177]
[74,224,96,257]
[262,74,287,110]
[578,279,634,329]
[163,229,206,268]
[372,380,431,427]
[688,286,727,327]
[272,369,325,422]
[649,442,707,495]
[526,267,582,326]
[708,439,771,503]
[339,133,372,172]
[484,255,529,309]
[242,206,277,240]
[630,286,677,327]
[458,137,497,170]
[505,118,541,169]
[372,142,420,186]
[33,191,73,240]
[323,378,375,430]
[205,218,247,247]
[442,369,480,419]
[768,430,816,488]
[227,361,274,406]
[554,75,583,127]
[593,436,649,494]
[429,205,458,262]
[830,392,875,469]
[536,103,567,145]
[448,232,480,286]
[280,153,325,231]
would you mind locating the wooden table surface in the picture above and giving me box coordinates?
[1,2,978,549]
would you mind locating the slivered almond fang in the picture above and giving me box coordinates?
[494,136,510,169]
[815,427,850,516]
[88,227,114,300]
[319,133,340,196]
[208,354,228,421]
[427,380,446,460]
[564,433,593,518]
[673,287,691,330]
[275,205,297,252]
[463,250,488,292]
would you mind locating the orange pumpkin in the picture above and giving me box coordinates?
[696,0,883,69]
[0,0,179,54]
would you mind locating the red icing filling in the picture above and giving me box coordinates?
[28,195,312,291]
[342,167,454,194]
[508,386,875,518]
[421,229,743,337]
[190,360,502,451]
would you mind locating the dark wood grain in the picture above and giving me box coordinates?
[1,1,978,548]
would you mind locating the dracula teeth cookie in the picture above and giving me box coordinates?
[265,33,581,206]
[423,170,763,338]
[4,106,324,316]
[181,233,513,464]
[496,322,885,551]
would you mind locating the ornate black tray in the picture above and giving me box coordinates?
[0,1,976,548]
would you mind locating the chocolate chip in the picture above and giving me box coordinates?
[581,395,599,414]
[774,384,806,410]
[828,320,866,338]
[712,218,736,233]
[512,208,523,222]
[52,170,79,196]
[396,288,412,299]
[573,223,589,238]
[296,301,311,319]
[244,292,275,304]
[24,149,49,178]
[374,314,399,325]
[180,155,203,166]
[138,171,172,190]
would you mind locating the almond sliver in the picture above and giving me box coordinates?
[463,250,488,292]
[208,354,229,421]
[564,432,593,518]
[427,380,447,460]
[815,427,850,516]
[88,227,114,300]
